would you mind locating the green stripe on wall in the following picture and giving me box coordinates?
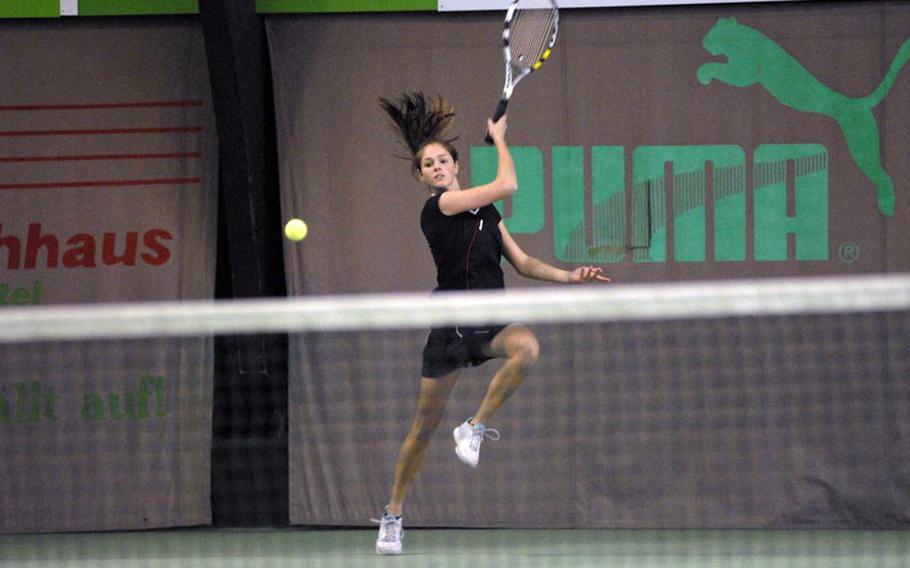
[78,0,199,16]
[0,0,59,18]
[257,0,435,13]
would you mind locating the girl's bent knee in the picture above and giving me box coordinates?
[512,333,539,368]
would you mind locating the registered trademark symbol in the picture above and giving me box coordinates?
[839,242,860,263]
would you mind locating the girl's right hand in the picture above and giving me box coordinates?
[486,115,508,144]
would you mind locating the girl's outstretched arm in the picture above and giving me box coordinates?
[500,222,610,284]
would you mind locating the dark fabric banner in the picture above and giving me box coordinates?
[0,19,217,533]
[269,2,910,527]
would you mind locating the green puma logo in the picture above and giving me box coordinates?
[698,17,910,216]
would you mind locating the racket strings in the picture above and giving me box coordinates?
[508,7,558,70]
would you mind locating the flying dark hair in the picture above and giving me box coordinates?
[379,92,459,175]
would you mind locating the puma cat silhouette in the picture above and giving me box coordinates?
[698,17,910,216]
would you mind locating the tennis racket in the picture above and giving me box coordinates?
[485,0,559,144]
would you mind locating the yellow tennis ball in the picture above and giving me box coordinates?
[284,218,308,242]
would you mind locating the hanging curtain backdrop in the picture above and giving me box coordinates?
[269,2,910,528]
[0,18,217,533]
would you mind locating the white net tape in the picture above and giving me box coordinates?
[0,273,906,342]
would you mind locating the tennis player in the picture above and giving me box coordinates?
[374,93,608,555]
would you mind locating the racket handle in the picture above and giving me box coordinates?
[484,98,510,144]
[491,98,509,122]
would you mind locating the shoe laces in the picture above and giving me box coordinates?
[371,514,403,542]
[470,424,500,451]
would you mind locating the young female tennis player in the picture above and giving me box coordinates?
[374,93,608,555]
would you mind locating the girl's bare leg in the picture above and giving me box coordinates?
[386,372,458,516]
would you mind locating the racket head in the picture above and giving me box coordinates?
[502,0,559,78]
[486,0,558,143]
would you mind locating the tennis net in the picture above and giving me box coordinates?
[0,273,908,538]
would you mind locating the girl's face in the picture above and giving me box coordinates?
[417,142,460,192]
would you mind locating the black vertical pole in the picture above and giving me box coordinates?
[199,0,289,527]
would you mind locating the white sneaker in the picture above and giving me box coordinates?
[453,419,500,468]
[373,511,403,555]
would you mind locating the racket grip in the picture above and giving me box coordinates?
[484,99,510,145]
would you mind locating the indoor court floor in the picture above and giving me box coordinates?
[2,528,907,567]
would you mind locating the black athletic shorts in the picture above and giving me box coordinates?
[421,324,507,378]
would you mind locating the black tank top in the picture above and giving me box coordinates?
[420,193,505,292]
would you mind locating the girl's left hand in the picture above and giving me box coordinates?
[569,266,610,283]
